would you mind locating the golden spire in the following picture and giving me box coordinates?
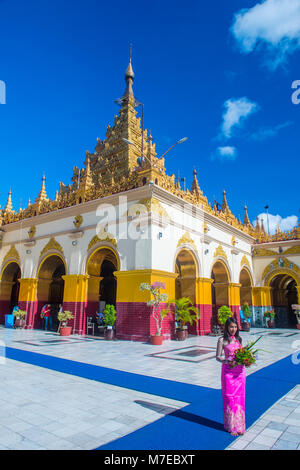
[260,217,266,234]
[255,215,260,232]
[4,189,13,213]
[243,204,251,226]
[35,174,48,204]
[191,169,202,196]
[221,190,229,212]
[122,46,135,101]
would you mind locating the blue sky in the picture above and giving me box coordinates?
[0,0,299,234]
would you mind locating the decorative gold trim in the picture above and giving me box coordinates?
[231,236,236,246]
[40,237,64,258]
[240,255,250,268]
[282,246,300,255]
[177,231,197,251]
[213,245,228,261]
[252,248,277,257]
[265,268,300,286]
[262,257,300,281]
[28,226,36,239]
[88,232,117,251]
[3,245,20,264]
[203,222,209,234]
[73,215,83,229]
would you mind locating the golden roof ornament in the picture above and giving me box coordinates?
[221,190,229,212]
[4,189,13,213]
[243,204,251,226]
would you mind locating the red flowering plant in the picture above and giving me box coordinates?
[230,335,263,369]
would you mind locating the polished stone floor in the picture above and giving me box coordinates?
[0,326,299,450]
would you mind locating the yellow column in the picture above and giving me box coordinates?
[252,287,272,306]
[62,275,88,303]
[228,283,241,307]
[195,277,213,305]
[18,278,38,302]
[114,270,178,303]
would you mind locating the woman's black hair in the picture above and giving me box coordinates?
[223,317,242,344]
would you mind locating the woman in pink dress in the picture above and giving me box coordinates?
[216,317,246,436]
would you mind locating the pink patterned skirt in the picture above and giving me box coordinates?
[221,363,246,434]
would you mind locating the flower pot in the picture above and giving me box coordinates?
[267,320,274,328]
[60,326,72,336]
[15,318,26,328]
[176,329,186,341]
[105,328,115,340]
[241,321,250,332]
[150,335,163,345]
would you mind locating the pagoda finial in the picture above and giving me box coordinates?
[221,189,229,212]
[243,204,251,226]
[122,46,135,100]
[191,168,202,196]
[260,217,266,234]
[36,174,48,204]
[4,188,13,213]
[255,215,260,232]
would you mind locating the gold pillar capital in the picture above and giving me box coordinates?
[18,278,38,302]
[62,274,89,303]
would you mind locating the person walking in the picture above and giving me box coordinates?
[216,317,245,436]
[41,304,53,331]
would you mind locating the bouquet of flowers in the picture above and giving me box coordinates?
[230,335,263,369]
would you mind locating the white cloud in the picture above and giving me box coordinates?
[231,0,300,69]
[220,97,259,139]
[252,212,298,235]
[211,146,237,161]
[250,121,293,141]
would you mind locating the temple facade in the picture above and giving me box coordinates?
[0,59,299,339]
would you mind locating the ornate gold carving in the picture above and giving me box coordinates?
[177,231,197,251]
[240,255,250,268]
[3,245,20,264]
[262,257,300,281]
[28,226,36,239]
[252,248,277,257]
[231,236,236,246]
[73,215,83,229]
[203,222,209,234]
[282,246,300,255]
[213,245,228,261]
[265,268,300,285]
[88,232,117,251]
[40,237,64,258]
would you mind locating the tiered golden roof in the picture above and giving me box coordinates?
[1,58,299,242]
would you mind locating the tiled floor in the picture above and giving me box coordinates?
[0,326,299,450]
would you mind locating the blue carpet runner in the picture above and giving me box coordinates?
[4,347,300,450]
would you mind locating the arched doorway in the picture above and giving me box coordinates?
[86,247,119,326]
[239,268,253,306]
[37,255,66,330]
[211,260,230,327]
[175,249,197,305]
[270,274,298,328]
[0,262,21,317]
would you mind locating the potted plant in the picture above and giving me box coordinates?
[103,304,117,340]
[163,297,199,341]
[13,309,26,328]
[57,310,74,336]
[241,303,252,332]
[217,306,233,331]
[264,310,275,328]
[291,305,300,330]
[140,282,169,345]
